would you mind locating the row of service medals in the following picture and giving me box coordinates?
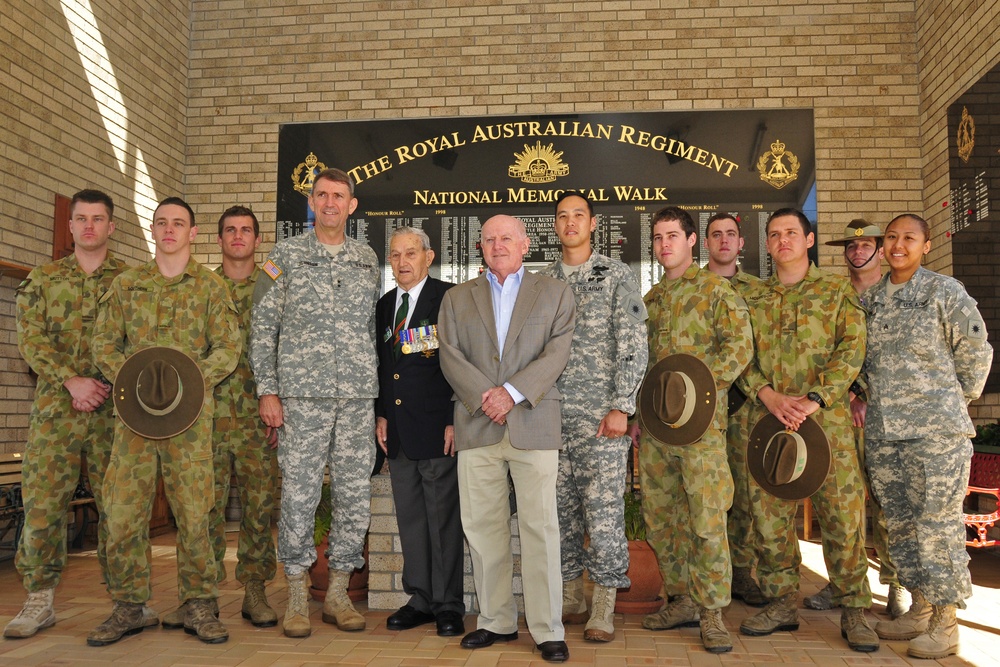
[401,324,440,356]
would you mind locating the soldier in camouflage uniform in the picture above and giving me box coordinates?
[250,168,381,638]
[538,192,648,643]
[635,206,752,654]
[160,206,279,630]
[862,214,992,659]
[811,219,907,619]
[6,190,150,639]
[88,197,240,647]
[704,212,768,608]
[736,208,878,653]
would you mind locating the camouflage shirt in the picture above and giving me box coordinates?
[213,265,260,419]
[93,257,241,399]
[538,251,648,414]
[738,264,865,433]
[644,263,753,427]
[862,266,992,440]
[250,230,381,399]
[16,252,127,420]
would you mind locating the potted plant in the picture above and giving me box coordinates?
[615,451,664,614]
[308,482,369,602]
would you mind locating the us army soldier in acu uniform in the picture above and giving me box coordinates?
[737,208,877,653]
[251,168,381,638]
[636,206,752,654]
[538,191,647,642]
[7,189,148,639]
[89,197,240,646]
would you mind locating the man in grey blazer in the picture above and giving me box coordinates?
[439,215,576,663]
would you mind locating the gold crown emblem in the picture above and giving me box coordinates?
[957,106,975,164]
[292,152,327,197]
[758,138,799,190]
[508,141,569,184]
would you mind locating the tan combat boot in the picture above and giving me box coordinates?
[3,588,56,638]
[583,583,616,642]
[907,604,959,659]
[162,598,218,628]
[886,583,908,620]
[739,592,799,636]
[183,598,229,644]
[140,605,160,628]
[731,567,768,607]
[875,588,931,640]
[87,601,146,646]
[699,607,732,653]
[642,594,700,630]
[802,583,837,610]
[841,607,879,652]
[322,569,365,631]
[283,571,312,638]
[562,576,588,624]
[242,579,278,627]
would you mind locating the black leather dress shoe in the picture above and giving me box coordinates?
[460,628,519,648]
[435,611,465,637]
[386,605,435,630]
[536,640,569,662]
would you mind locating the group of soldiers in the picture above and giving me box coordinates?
[2,170,985,662]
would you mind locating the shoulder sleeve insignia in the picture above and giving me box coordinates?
[263,259,283,281]
[625,295,647,323]
[965,315,987,340]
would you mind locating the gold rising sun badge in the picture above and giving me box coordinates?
[757,140,799,190]
[508,141,569,184]
[957,106,975,164]
[292,152,327,197]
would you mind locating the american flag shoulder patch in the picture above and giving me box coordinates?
[263,260,283,280]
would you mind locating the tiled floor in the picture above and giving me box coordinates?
[1,531,998,666]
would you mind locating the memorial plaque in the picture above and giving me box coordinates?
[277,110,816,294]
[948,65,1000,390]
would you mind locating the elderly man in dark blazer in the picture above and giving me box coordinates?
[439,214,576,663]
[375,226,464,638]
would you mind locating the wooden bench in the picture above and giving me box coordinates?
[965,452,1000,548]
[0,452,25,560]
[0,451,100,559]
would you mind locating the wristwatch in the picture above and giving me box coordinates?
[806,391,826,409]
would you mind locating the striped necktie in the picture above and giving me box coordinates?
[393,293,409,359]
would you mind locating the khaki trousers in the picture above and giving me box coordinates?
[458,430,564,644]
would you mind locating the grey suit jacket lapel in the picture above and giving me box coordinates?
[472,276,501,355]
[503,272,540,359]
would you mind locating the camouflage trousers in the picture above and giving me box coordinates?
[103,416,217,604]
[16,409,113,591]
[557,413,630,588]
[277,398,374,576]
[211,416,278,585]
[725,402,757,570]
[639,427,734,609]
[749,435,871,607]
[854,428,897,586]
[866,434,972,607]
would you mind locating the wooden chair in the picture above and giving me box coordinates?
[965,452,1000,548]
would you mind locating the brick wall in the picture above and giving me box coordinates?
[0,0,192,451]
[1,2,997,433]
[914,0,1000,421]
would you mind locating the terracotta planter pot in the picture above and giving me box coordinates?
[309,537,369,602]
[615,539,664,614]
